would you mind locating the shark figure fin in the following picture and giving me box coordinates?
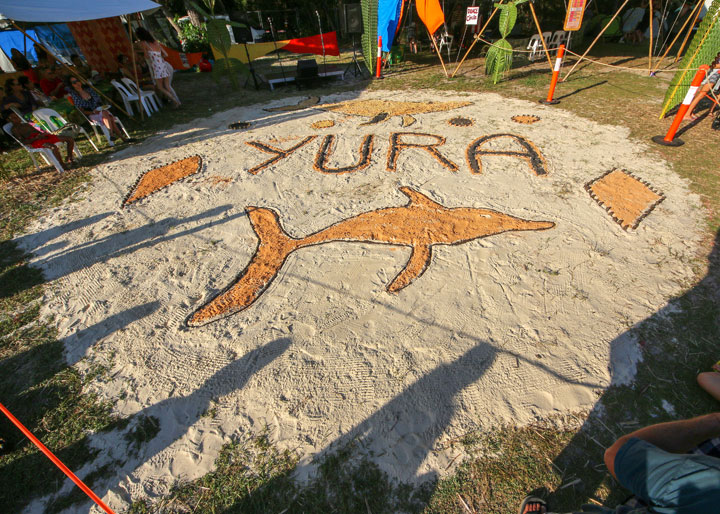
[399,187,442,209]
[387,244,432,293]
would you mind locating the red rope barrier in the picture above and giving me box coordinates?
[0,401,116,514]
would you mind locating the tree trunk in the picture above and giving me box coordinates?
[162,8,185,40]
[187,6,203,27]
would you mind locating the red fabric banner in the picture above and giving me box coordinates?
[68,17,132,74]
[281,31,340,57]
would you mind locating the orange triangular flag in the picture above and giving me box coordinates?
[416,0,445,35]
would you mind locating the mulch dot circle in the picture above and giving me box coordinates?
[311,120,335,129]
[447,117,474,127]
[228,121,251,130]
[512,115,541,124]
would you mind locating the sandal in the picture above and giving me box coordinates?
[519,496,547,514]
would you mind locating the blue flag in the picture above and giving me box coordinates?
[378,0,403,52]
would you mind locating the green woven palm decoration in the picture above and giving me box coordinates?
[361,0,378,74]
[661,0,720,117]
[485,0,528,83]
[191,1,248,89]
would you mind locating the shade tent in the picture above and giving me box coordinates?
[0,0,160,22]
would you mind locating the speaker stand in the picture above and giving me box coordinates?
[344,35,364,78]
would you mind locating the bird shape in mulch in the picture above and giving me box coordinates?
[319,99,472,127]
[187,187,554,326]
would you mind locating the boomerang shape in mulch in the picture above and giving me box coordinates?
[123,156,202,207]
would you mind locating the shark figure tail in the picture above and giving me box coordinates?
[186,207,297,327]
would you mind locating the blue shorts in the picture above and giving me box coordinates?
[612,437,720,513]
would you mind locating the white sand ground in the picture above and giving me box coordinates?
[14,90,703,513]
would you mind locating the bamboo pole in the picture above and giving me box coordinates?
[126,19,145,120]
[428,29,449,77]
[562,0,631,81]
[651,0,704,73]
[11,22,133,119]
[451,0,505,78]
[529,2,553,71]
[674,0,704,63]
[648,0,654,72]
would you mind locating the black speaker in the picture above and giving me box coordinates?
[343,4,363,34]
[296,59,319,89]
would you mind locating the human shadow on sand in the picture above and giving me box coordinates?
[37,337,292,512]
[26,204,243,283]
[543,229,720,511]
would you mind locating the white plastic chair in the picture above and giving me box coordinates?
[120,77,161,113]
[32,108,99,152]
[437,32,454,61]
[3,121,79,173]
[110,79,155,117]
[549,30,568,50]
[85,110,129,147]
[65,97,130,147]
[527,32,552,61]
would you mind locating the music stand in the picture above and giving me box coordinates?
[344,34,364,78]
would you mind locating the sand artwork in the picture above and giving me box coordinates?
[448,116,474,127]
[586,169,665,230]
[311,119,335,129]
[512,114,541,124]
[122,155,202,207]
[14,90,705,512]
[188,187,554,326]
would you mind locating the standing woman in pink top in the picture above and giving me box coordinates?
[135,27,181,108]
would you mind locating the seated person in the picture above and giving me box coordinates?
[34,44,55,71]
[38,67,67,99]
[66,76,133,144]
[622,0,648,44]
[70,54,94,81]
[1,77,38,116]
[116,53,155,90]
[698,361,720,402]
[520,411,720,513]
[9,48,30,71]
[684,52,720,121]
[10,48,40,84]
[18,75,51,107]
[3,108,75,166]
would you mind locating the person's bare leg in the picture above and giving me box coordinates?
[154,78,179,107]
[44,143,64,167]
[164,75,180,106]
[698,372,720,402]
[684,83,712,120]
[58,136,75,162]
[604,413,720,479]
[101,112,124,140]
